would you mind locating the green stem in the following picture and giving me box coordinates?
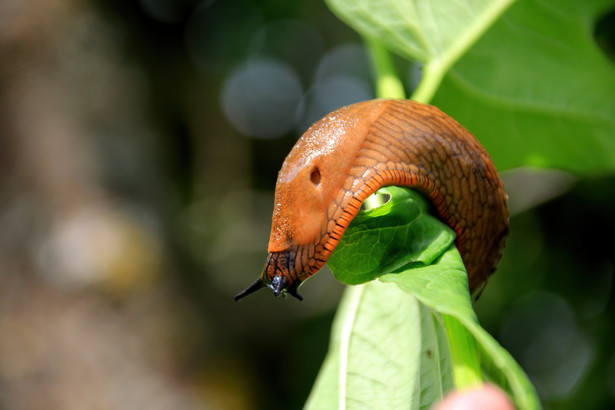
[410,61,443,104]
[443,314,482,389]
[365,37,406,100]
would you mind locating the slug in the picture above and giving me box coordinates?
[235,99,508,301]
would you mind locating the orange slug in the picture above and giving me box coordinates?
[235,99,508,301]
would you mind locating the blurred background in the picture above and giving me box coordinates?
[0,0,613,409]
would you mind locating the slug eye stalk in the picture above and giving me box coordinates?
[234,278,265,301]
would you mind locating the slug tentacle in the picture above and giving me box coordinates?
[234,278,265,301]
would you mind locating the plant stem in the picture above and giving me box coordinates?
[365,37,406,100]
[443,314,482,389]
[410,61,443,104]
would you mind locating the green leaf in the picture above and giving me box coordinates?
[381,248,541,410]
[304,281,453,410]
[307,188,540,409]
[327,186,456,285]
[325,0,516,102]
[433,0,615,173]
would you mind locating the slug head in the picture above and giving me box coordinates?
[234,274,303,302]
[234,250,304,301]
[268,101,383,253]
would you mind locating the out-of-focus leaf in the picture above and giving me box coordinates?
[325,0,516,101]
[325,0,515,64]
[433,0,615,173]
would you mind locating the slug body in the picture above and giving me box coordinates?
[235,99,508,301]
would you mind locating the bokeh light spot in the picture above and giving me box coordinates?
[221,59,303,139]
[297,76,372,133]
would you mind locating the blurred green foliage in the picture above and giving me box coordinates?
[434,0,615,173]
